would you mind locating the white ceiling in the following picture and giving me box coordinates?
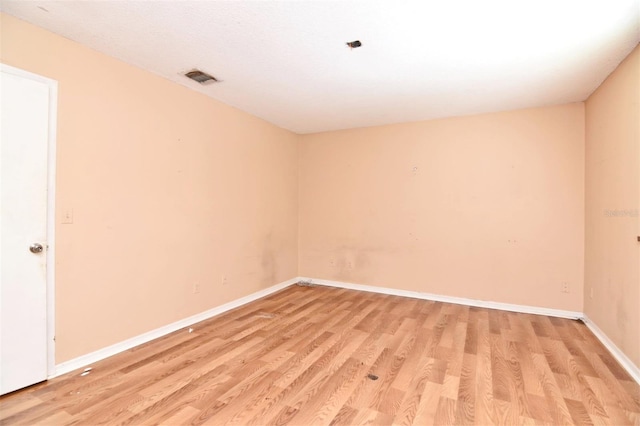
[2,1,639,134]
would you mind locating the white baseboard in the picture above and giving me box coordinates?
[52,277,300,378]
[53,275,639,386]
[582,315,640,384]
[301,277,582,319]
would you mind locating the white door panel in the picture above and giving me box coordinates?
[0,67,52,395]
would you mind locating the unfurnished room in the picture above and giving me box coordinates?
[0,1,639,425]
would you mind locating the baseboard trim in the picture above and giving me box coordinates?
[52,277,299,378]
[53,276,639,386]
[582,315,640,384]
[300,277,582,319]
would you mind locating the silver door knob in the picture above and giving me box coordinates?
[29,243,44,253]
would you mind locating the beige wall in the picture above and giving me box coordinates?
[1,14,299,362]
[585,45,640,368]
[300,104,585,311]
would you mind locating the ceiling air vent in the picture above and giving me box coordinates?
[184,69,218,85]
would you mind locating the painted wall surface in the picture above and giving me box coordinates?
[299,104,585,311]
[585,45,640,368]
[1,14,299,362]
[6,11,637,370]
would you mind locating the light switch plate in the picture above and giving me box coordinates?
[61,208,73,224]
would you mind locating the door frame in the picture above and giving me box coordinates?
[1,63,58,378]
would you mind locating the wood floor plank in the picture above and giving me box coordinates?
[531,352,575,425]
[474,316,496,425]
[411,381,442,425]
[582,350,640,412]
[345,348,393,411]
[454,353,476,425]
[1,285,638,425]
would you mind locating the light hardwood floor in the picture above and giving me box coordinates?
[1,285,639,425]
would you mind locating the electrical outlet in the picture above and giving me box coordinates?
[221,275,228,286]
[561,282,570,293]
[192,283,200,294]
[590,287,593,299]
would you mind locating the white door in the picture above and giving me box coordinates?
[0,65,56,395]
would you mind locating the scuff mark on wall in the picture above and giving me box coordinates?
[261,244,277,286]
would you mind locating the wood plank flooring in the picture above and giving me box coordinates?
[1,284,639,425]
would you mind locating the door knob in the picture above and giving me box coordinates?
[29,243,44,254]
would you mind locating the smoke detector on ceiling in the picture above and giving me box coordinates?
[184,69,218,85]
